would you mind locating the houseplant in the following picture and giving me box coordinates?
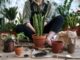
[14,32,26,56]
[66,12,78,30]
[32,13,46,48]
[57,0,73,30]
[1,7,17,32]
[2,33,15,52]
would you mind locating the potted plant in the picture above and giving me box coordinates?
[1,33,15,52]
[1,7,17,32]
[57,0,73,30]
[67,12,78,31]
[14,32,26,56]
[32,13,46,48]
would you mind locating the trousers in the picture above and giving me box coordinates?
[15,15,64,41]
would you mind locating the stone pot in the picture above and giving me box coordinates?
[67,43,75,54]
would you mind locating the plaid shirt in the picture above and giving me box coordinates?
[23,0,60,24]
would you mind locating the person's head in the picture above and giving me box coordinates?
[35,0,43,2]
[34,0,44,4]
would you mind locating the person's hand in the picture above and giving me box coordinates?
[26,23,35,32]
[44,22,47,26]
[46,31,56,46]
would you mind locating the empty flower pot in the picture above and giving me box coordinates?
[52,41,64,53]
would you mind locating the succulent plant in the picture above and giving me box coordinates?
[33,13,45,36]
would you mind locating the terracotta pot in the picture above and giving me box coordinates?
[14,46,24,56]
[52,41,64,53]
[67,43,75,54]
[32,34,46,48]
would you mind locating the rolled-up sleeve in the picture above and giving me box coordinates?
[45,2,60,23]
[45,3,53,23]
[23,1,31,24]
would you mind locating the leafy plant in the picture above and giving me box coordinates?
[17,32,26,40]
[33,13,45,36]
[1,7,17,21]
[77,10,80,26]
[17,12,26,24]
[2,22,16,32]
[67,12,79,29]
[32,2,51,36]
[57,0,73,29]
[0,7,17,32]
[16,32,26,45]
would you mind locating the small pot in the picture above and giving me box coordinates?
[52,41,64,53]
[67,43,75,54]
[32,34,46,48]
[14,46,24,56]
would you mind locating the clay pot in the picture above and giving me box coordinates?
[32,34,46,48]
[52,41,64,53]
[67,43,75,54]
[14,46,24,56]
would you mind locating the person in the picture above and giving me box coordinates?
[15,0,64,46]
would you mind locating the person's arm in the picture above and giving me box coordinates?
[44,2,53,24]
[26,23,35,32]
[44,22,47,26]
[23,1,35,32]
[45,2,60,24]
[45,2,59,46]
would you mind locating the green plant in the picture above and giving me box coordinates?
[58,0,73,16]
[16,32,26,45]
[0,0,10,32]
[77,10,80,26]
[1,7,17,21]
[57,0,73,29]
[2,22,16,32]
[17,12,26,24]
[67,12,79,29]
[1,7,17,32]
[33,13,45,36]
